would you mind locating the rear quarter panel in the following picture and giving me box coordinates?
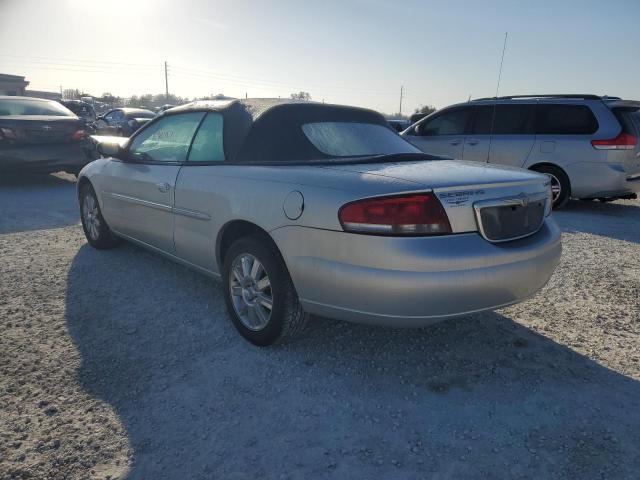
[173,162,550,273]
[172,164,420,272]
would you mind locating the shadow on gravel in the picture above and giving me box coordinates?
[554,199,640,244]
[0,172,78,234]
[65,243,640,480]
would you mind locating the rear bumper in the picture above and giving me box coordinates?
[0,142,96,173]
[567,161,640,199]
[271,218,562,326]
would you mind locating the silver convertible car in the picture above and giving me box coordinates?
[78,99,561,345]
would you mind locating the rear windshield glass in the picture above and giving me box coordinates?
[302,122,420,157]
[633,112,640,134]
[63,102,95,117]
[613,108,640,136]
[0,98,75,116]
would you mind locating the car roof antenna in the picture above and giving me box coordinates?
[487,32,508,162]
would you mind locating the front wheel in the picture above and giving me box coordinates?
[79,184,121,249]
[222,235,309,346]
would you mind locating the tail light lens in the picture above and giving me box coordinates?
[338,193,452,235]
[71,130,86,142]
[591,132,637,150]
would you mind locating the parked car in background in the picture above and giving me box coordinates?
[79,99,560,346]
[387,119,410,132]
[410,112,429,124]
[402,94,640,208]
[158,104,176,113]
[94,107,155,137]
[0,96,95,175]
[60,99,97,125]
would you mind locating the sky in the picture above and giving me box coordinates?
[0,0,638,114]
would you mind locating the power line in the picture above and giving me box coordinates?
[0,54,418,109]
[0,62,162,75]
[0,53,161,69]
[170,66,398,96]
[169,64,397,93]
[0,52,404,97]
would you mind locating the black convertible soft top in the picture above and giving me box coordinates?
[167,98,392,163]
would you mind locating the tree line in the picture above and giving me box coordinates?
[63,88,438,118]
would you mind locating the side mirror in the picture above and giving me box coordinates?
[97,141,126,160]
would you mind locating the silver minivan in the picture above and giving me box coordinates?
[402,94,640,208]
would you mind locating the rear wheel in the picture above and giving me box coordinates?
[532,165,570,209]
[79,184,121,249]
[222,234,309,346]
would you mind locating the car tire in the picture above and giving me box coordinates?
[222,234,309,346]
[79,183,121,249]
[532,165,570,209]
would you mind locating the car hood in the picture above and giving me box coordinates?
[317,159,546,190]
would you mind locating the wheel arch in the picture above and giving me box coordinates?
[76,175,93,200]
[216,220,283,270]
[529,162,572,193]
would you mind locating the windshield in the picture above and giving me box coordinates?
[302,122,420,157]
[0,98,76,116]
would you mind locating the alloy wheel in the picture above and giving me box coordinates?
[229,253,273,331]
[82,193,101,241]
[547,173,561,203]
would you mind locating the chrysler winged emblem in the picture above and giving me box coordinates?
[41,125,52,131]
[517,192,529,207]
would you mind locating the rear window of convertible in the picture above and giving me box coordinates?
[302,122,420,157]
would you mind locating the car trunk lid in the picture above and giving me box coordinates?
[0,115,85,146]
[320,159,551,238]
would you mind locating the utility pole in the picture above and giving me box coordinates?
[60,85,63,99]
[164,61,169,100]
[399,86,404,116]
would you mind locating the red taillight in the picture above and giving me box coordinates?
[71,130,86,142]
[591,132,636,150]
[338,193,452,235]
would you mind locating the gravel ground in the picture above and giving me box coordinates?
[1,173,639,480]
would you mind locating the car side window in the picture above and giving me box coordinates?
[472,105,535,135]
[128,112,205,163]
[536,104,598,135]
[188,113,225,162]
[418,108,471,136]
[104,111,115,122]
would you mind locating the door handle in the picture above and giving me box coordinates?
[450,140,461,146]
[466,140,479,146]
[156,182,171,193]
